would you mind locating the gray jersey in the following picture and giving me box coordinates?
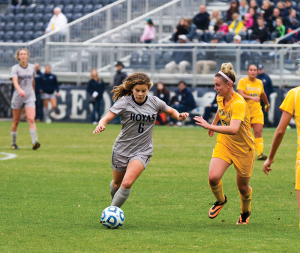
[110,95,168,157]
[11,63,36,103]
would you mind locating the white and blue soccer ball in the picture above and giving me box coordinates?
[100,206,125,229]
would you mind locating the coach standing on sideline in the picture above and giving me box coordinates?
[41,65,60,123]
[112,61,127,87]
[257,64,274,127]
[34,63,43,122]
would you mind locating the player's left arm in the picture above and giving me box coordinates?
[164,106,189,122]
[263,110,293,175]
[32,78,35,91]
[260,92,270,112]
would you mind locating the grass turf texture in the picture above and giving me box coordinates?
[0,121,299,252]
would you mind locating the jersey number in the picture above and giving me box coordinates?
[138,123,144,133]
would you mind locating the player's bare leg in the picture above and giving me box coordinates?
[236,174,251,224]
[25,107,40,150]
[11,108,22,149]
[208,158,230,219]
[50,97,57,110]
[111,160,144,208]
[252,123,266,160]
[111,170,126,198]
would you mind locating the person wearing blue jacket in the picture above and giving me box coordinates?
[165,35,192,74]
[186,18,197,41]
[41,65,60,123]
[87,68,105,124]
[169,81,196,126]
[34,63,43,121]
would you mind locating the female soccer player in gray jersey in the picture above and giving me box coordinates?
[93,73,189,208]
[10,48,40,150]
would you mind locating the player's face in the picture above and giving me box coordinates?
[132,84,149,103]
[247,65,258,79]
[18,50,29,62]
[214,76,230,96]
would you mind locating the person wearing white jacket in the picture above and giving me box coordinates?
[45,7,68,35]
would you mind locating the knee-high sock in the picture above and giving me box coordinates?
[255,137,263,156]
[29,130,38,144]
[43,107,49,120]
[11,132,17,145]
[111,186,131,208]
[239,187,252,214]
[209,180,225,203]
[110,180,118,199]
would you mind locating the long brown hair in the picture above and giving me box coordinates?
[90,68,102,82]
[111,73,153,101]
[156,82,170,95]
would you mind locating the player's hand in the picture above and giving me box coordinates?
[252,97,260,102]
[194,116,210,129]
[93,124,105,134]
[178,112,189,122]
[56,92,60,97]
[18,89,25,98]
[265,104,270,113]
[263,158,274,175]
[208,130,214,137]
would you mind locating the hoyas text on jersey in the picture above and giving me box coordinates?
[130,113,156,122]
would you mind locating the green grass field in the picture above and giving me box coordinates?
[0,121,299,252]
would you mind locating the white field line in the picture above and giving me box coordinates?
[0,152,17,160]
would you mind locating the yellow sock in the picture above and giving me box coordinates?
[209,180,225,203]
[255,137,264,156]
[239,187,252,214]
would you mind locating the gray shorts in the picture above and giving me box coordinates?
[111,151,152,172]
[11,91,36,109]
[41,93,56,100]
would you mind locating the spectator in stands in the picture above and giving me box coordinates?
[140,18,156,43]
[185,18,197,42]
[209,10,221,31]
[261,0,274,29]
[229,13,244,35]
[193,5,210,31]
[250,17,269,43]
[41,65,60,123]
[165,35,192,74]
[277,1,285,17]
[285,9,299,31]
[226,0,239,21]
[87,69,105,125]
[155,82,170,125]
[239,0,249,18]
[169,81,196,126]
[203,94,218,123]
[196,35,218,74]
[233,34,242,43]
[250,0,261,16]
[215,19,229,34]
[12,0,29,6]
[34,63,43,122]
[284,0,294,17]
[248,7,258,27]
[45,7,68,35]
[113,61,127,87]
[275,17,286,42]
[244,13,254,30]
[173,18,188,42]
[270,8,281,33]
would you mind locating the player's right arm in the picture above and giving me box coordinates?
[12,77,25,98]
[93,111,117,134]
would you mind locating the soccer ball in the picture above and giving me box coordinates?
[100,206,125,229]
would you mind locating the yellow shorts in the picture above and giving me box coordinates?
[295,150,300,190]
[250,113,264,125]
[212,143,255,177]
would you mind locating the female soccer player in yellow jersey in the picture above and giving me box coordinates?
[237,64,270,160]
[263,86,300,227]
[194,63,255,225]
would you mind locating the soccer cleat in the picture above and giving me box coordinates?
[209,195,227,219]
[11,144,20,150]
[257,154,267,160]
[236,211,251,225]
[32,142,41,150]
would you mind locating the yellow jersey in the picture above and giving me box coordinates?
[279,86,300,148]
[216,92,255,156]
[237,77,264,116]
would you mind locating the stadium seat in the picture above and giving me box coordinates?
[63,5,74,14]
[5,22,15,32]
[54,0,63,5]
[0,31,4,40]
[33,13,44,23]
[73,0,82,4]
[44,5,55,14]
[0,22,4,30]
[5,5,15,14]
[65,13,73,22]
[43,13,53,23]
[15,40,24,43]
[14,31,24,41]
[215,31,225,42]
[93,4,103,11]
[15,22,25,32]
[239,31,247,41]
[15,13,24,23]
[25,5,35,14]
[33,31,44,39]
[0,15,4,22]
[43,0,54,4]
[24,22,34,32]
[226,32,235,42]
[4,31,14,41]
[35,5,45,14]
[129,52,140,67]
[56,5,64,12]
[5,13,15,23]
[102,0,112,5]
[141,52,151,68]
[92,0,103,4]
[34,22,44,32]
[15,5,25,14]
[24,13,34,23]
[83,5,93,15]
[72,13,83,20]
[82,0,92,4]
[24,31,34,41]
[35,0,44,3]
[73,5,83,13]
[63,0,73,5]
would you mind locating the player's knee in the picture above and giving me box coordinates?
[113,182,121,189]
[208,175,220,186]
[238,185,248,195]
[121,180,133,189]
[27,117,35,124]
